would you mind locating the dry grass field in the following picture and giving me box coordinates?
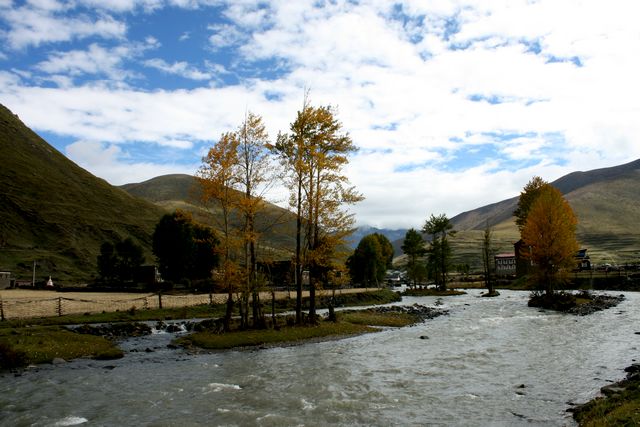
[0,288,378,320]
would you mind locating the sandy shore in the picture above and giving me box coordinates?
[0,288,378,319]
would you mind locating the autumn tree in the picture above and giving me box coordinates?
[198,113,276,330]
[271,97,362,323]
[422,214,456,291]
[198,132,242,331]
[521,184,578,295]
[235,112,274,329]
[514,176,548,231]
[402,228,426,287]
[347,233,393,287]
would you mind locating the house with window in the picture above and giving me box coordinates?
[495,253,516,276]
[575,248,591,270]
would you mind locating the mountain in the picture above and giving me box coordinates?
[347,226,408,250]
[0,104,166,282]
[120,174,297,257]
[449,159,640,266]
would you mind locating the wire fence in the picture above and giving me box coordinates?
[0,288,377,321]
[0,293,228,320]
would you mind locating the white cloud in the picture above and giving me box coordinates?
[1,4,126,49]
[33,39,159,85]
[65,140,196,185]
[2,0,640,228]
[208,23,247,50]
[144,58,213,81]
[37,44,128,79]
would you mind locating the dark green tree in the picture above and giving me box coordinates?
[97,242,117,282]
[347,233,393,287]
[422,214,456,291]
[401,228,426,287]
[192,223,221,281]
[115,237,145,283]
[97,238,145,284]
[152,210,220,283]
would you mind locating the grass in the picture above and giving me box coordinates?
[0,326,123,368]
[402,288,466,297]
[0,289,398,327]
[0,303,226,328]
[340,309,417,327]
[177,308,425,351]
[573,382,640,426]
[178,320,376,350]
[0,289,400,367]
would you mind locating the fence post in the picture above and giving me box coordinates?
[0,296,5,321]
[158,292,163,309]
[57,297,63,317]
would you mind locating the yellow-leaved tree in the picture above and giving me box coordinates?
[199,112,275,330]
[270,96,363,323]
[198,131,241,332]
[521,184,579,295]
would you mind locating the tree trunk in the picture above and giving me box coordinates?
[295,177,303,325]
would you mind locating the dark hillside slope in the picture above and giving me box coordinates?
[120,174,297,257]
[0,104,165,282]
[121,174,198,203]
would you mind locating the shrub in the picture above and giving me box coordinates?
[0,341,28,369]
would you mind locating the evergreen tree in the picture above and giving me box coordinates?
[347,233,393,287]
[422,214,456,291]
[152,210,219,284]
[402,228,426,287]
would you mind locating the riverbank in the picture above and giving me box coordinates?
[528,291,625,315]
[3,290,639,426]
[176,304,448,352]
[401,288,466,297]
[0,289,400,369]
[571,362,640,426]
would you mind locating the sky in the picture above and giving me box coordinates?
[1,0,640,229]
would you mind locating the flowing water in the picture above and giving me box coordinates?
[2,290,639,426]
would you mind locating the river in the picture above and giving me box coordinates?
[1,289,638,426]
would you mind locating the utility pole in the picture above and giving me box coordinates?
[32,260,36,287]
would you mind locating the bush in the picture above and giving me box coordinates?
[0,341,28,369]
[528,291,577,311]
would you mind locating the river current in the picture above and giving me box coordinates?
[1,290,639,426]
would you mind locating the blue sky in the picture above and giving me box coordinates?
[1,0,639,229]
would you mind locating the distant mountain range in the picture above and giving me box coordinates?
[446,159,640,266]
[1,101,638,281]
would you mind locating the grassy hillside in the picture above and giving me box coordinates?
[120,174,297,259]
[0,104,166,283]
[449,160,640,267]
